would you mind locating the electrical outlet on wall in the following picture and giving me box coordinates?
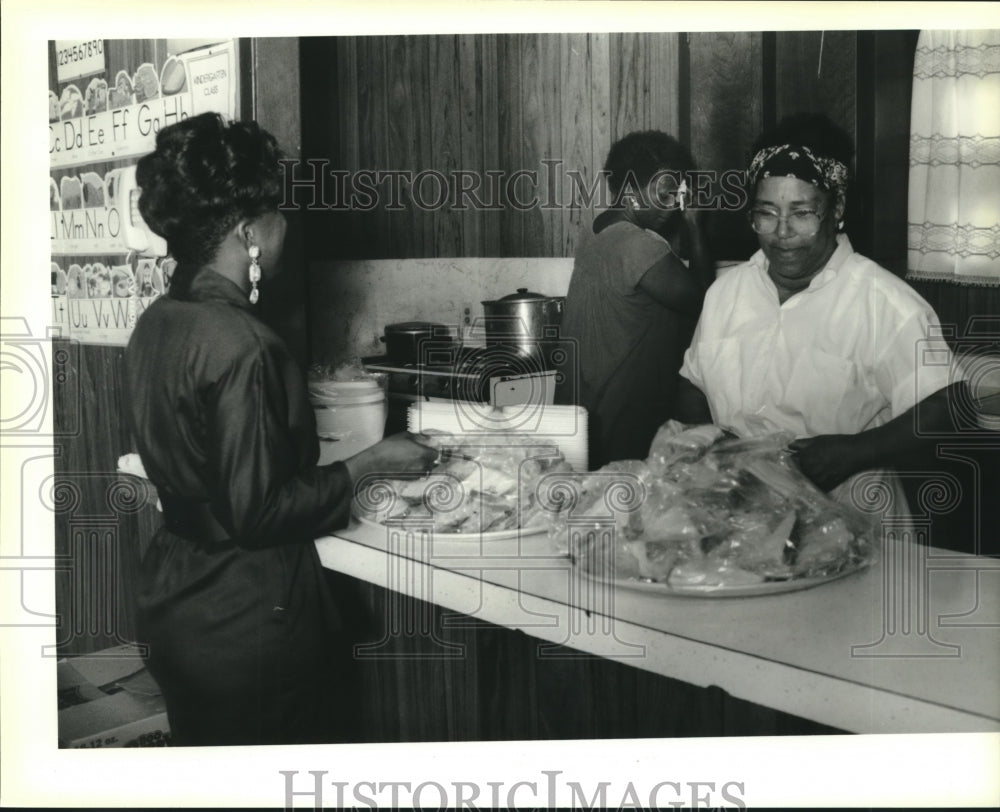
[459,303,481,344]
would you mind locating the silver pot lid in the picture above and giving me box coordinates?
[383,321,446,334]
[483,288,552,305]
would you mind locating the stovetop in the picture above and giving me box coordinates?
[364,343,489,372]
[364,344,558,402]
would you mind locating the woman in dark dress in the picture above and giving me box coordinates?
[124,113,435,746]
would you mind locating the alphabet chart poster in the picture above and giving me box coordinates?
[49,39,237,345]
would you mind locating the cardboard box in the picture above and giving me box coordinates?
[57,643,170,748]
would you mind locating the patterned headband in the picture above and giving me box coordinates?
[747,144,849,200]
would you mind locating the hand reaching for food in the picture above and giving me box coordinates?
[343,431,438,483]
[788,434,870,492]
[351,431,570,534]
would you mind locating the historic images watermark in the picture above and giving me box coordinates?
[278,158,750,214]
[280,769,748,810]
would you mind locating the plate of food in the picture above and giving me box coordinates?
[352,430,572,540]
[356,514,546,543]
[551,421,878,598]
[573,548,872,598]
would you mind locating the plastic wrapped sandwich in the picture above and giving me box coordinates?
[545,421,878,592]
[353,430,571,535]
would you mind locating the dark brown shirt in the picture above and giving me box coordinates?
[561,219,696,468]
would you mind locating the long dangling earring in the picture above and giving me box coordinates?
[248,244,261,304]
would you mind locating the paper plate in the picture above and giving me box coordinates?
[357,514,547,543]
[406,404,588,471]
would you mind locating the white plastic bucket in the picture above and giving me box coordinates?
[310,379,387,464]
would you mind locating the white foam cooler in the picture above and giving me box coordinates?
[310,378,388,464]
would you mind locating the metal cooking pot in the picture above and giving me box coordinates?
[481,288,565,358]
[380,321,452,365]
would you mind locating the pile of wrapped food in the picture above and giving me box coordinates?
[353,431,572,534]
[544,421,877,590]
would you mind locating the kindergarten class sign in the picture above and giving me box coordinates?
[49,40,236,345]
[49,40,237,169]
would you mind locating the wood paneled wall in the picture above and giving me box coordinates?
[302,31,924,270]
[327,573,842,742]
[245,37,310,366]
[683,31,767,262]
[301,33,681,261]
[51,340,163,655]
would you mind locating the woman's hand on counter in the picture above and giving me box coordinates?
[343,432,438,484]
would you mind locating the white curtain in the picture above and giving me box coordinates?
[907,29,1000,287]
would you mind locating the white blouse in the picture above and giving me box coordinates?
[681,234,958,526]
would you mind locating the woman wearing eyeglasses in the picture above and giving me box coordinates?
[675,113,963,519]
[561,130,714,468]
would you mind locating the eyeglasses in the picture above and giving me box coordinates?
[749,207,826,236]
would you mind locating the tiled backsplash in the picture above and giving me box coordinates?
[308,257,575,365]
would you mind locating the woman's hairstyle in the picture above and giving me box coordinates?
[604,130,696,200]
[136,113,283,273]
[748,113,854,203]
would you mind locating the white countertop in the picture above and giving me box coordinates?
[316,522,1000,734]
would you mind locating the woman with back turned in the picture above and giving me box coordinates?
[124,112,435,745]
[561,130,714,468]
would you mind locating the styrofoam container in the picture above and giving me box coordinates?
[311,381,387,464]
[309,377,384,402]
